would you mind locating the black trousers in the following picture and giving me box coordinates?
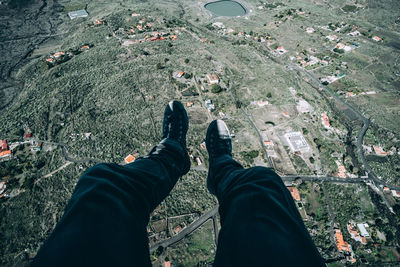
[31,139,325,266]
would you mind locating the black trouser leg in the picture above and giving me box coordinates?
[31,139,189,267]
[209,156,325,267]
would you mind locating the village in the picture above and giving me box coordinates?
[1,0,400,265]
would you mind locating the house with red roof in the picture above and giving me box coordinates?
[287,186,300,201]
[0,140,7,152]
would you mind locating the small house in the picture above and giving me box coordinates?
[372,36,382,42]
[124,154,136,164]
[177,71,184,78]
[94,19,103,25]
[0,150,11,158]
[206,74,219,85]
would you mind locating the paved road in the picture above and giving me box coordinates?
[287,64,400,191]
[223,69,275,169]
[241,107,274,168]
[149,206,219,253]
[37,140,101,164]
[282,175,366,184]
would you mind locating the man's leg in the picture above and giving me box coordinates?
[206,120,325,267]
[31,101,190,267]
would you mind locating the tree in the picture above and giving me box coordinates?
[333,48,344,54]
[211,84,222,93]
[267,92,272,98]
[184,58,189,64]
[156,63,164,70]
[184,72,191,79]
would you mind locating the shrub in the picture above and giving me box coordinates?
[211,84,222,93]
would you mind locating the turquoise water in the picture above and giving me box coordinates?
[204,0,247,17]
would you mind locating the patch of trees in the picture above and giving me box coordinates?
[342,5,358,12]
[211,84,223,94]
[240,150,259,164]
[232,40,247,46]
[333,48,345,54]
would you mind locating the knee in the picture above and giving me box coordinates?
[244,166,283,185]
[250,166,280,178]
[80,163,116,181]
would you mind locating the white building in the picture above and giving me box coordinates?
[306,27,315,33]
[205,99,215,111]
[326,35,338,41]
[348,30,360,36]
[68,10,88,20]
[212,22,224,28]
[284,132,310,152]
[357,224,370,237]
[296,99,313,113]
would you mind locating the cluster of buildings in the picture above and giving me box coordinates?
[205,99,215,112]
[297,55,326,68]
[46,51,66,64]
[46,44,91,65]
[335,223,371,262]
[287,186,308,220]
[263,140,277,157]
[383,187,400,198]
[335,229,356,263]
[364,144,400,157]
[345,91,376,98]
[320,73,345,84]
[122,31,178,46]
[347,222,369,245]
[334,42,355,53]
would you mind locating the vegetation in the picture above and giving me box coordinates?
[211,84,223,94]
[342,5,358,13]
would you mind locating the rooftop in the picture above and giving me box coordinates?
[68,10,88,20]
[124,154,136,164]
[287,186,300,201]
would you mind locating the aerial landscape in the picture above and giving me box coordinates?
[0,0,399,265]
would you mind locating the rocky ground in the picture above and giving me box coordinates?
[0,0,65,110]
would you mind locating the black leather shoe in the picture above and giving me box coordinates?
[206,120,232,162]
[162,100,189,148]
